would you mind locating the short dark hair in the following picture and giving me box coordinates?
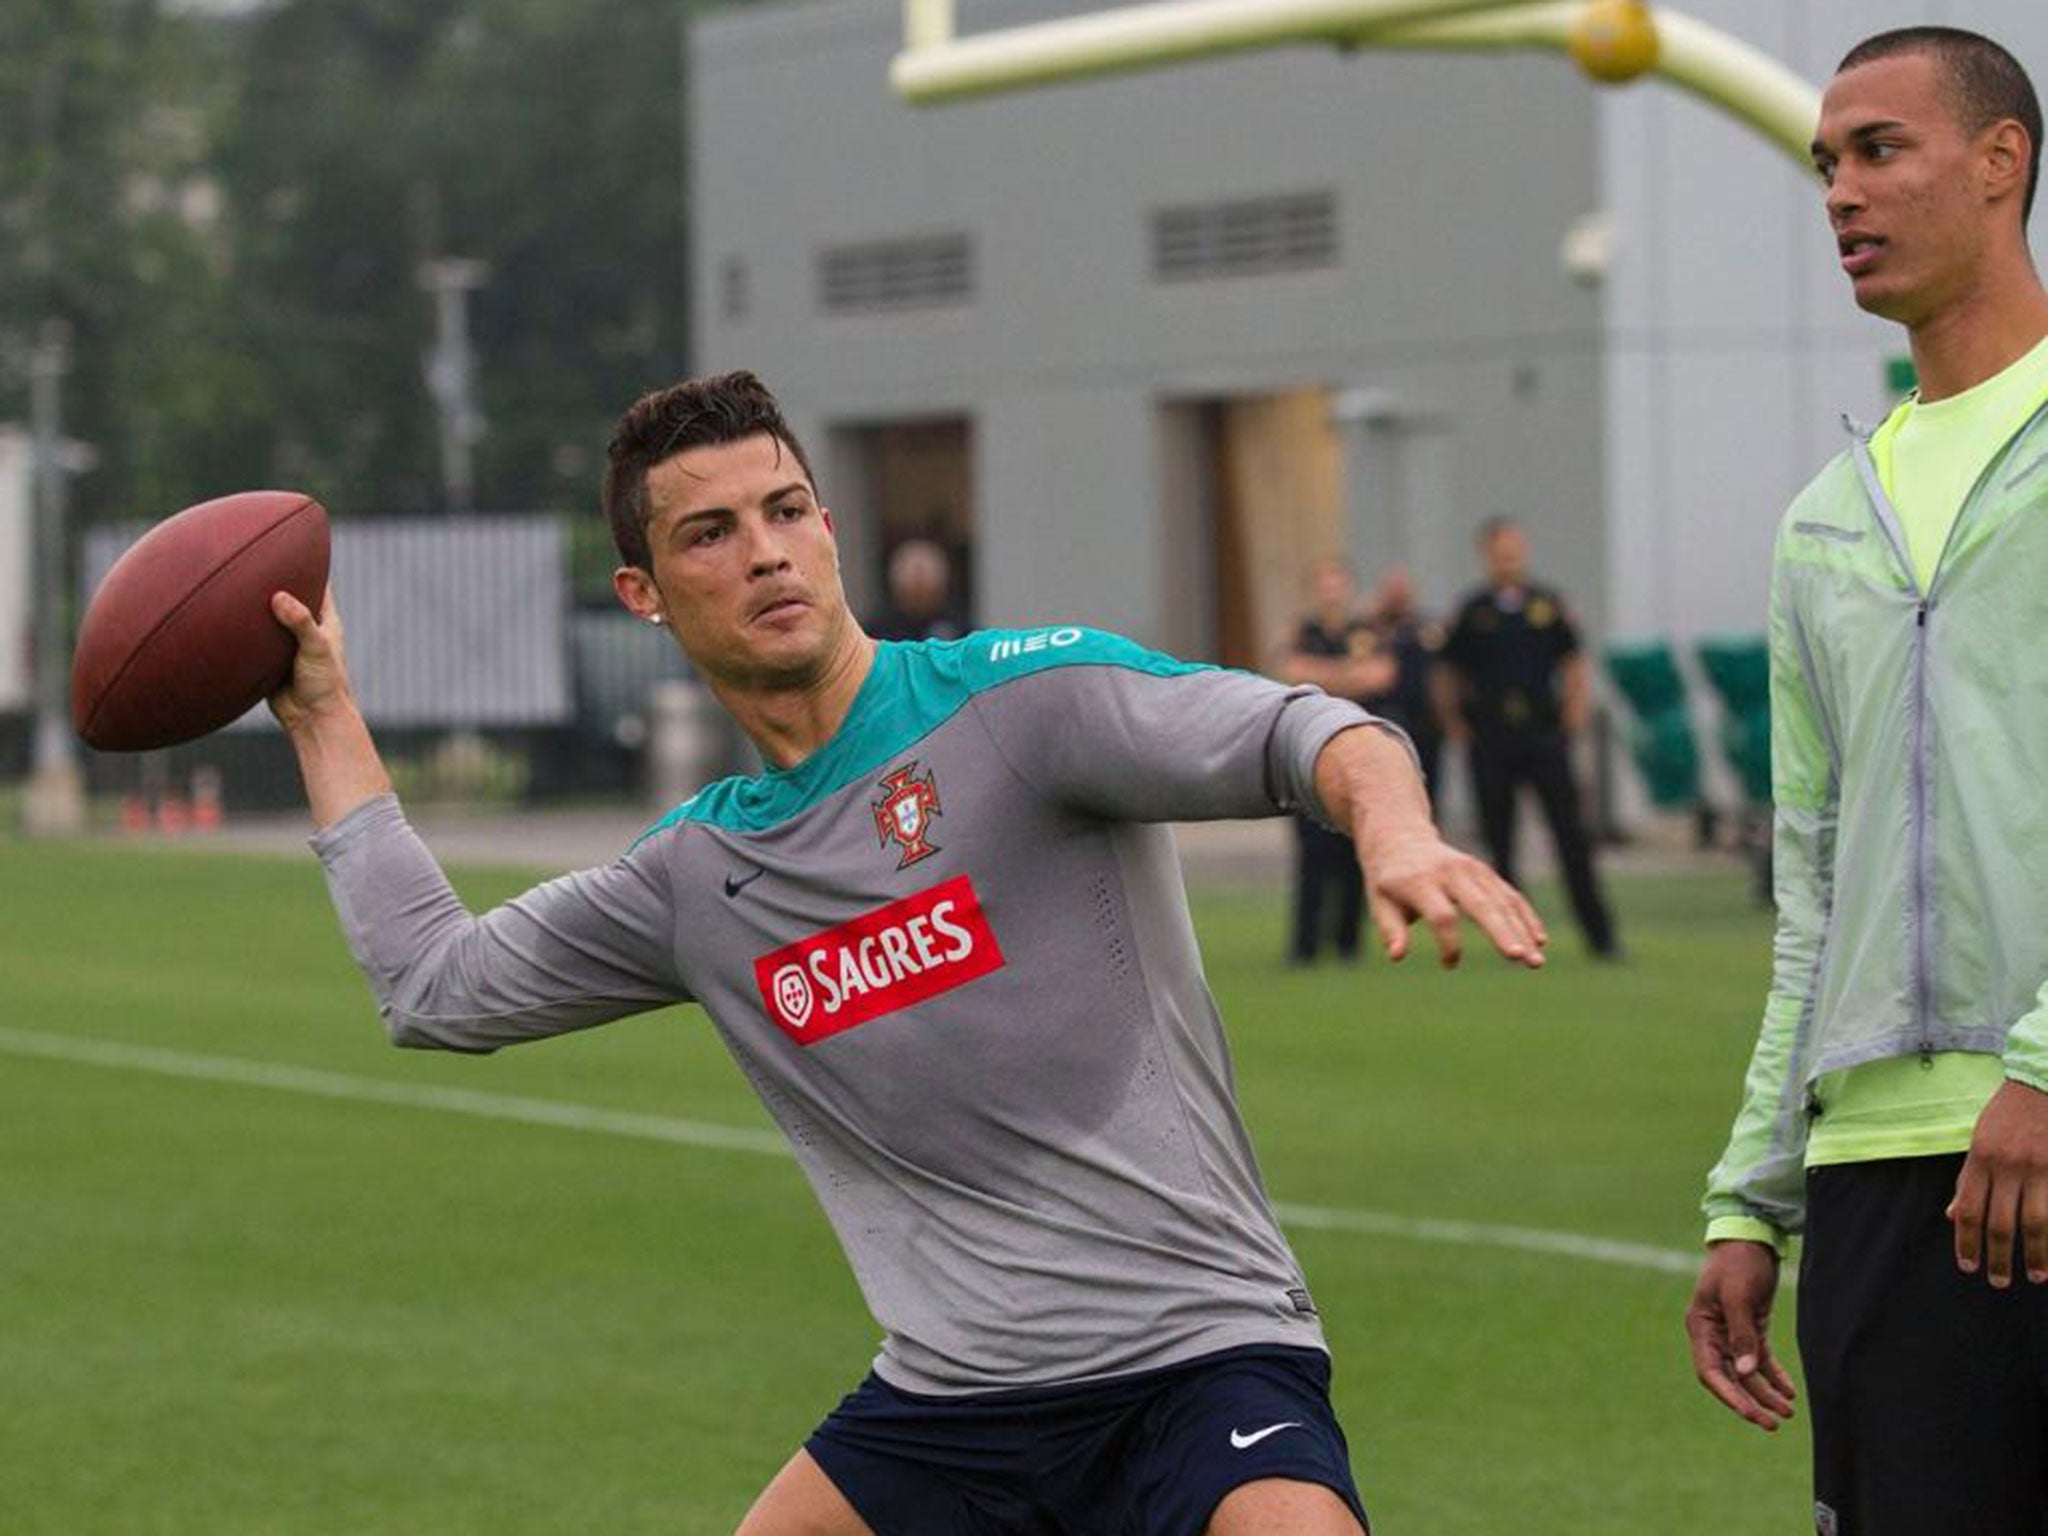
[1838,26,2041,224]
[602,370,817,570]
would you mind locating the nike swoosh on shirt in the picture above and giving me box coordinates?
[1229,1422,1304,1450]
[723,867,765,898]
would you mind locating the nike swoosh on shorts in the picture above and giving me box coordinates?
[1229,1422,1304,1450]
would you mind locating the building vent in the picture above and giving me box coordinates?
[1151,191,1339,282]
[818,233,974,314]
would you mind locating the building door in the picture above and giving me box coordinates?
[835,418,975,635]
[1160,388,1346,671]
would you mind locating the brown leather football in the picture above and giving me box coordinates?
[71,490,329,751]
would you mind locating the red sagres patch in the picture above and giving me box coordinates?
[755,876,1005,1046]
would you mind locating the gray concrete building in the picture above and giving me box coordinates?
[689,0,2048,676]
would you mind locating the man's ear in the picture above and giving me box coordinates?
[1980,118,2033,210]
[614,565,664,623]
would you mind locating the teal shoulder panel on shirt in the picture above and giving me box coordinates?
[634,628,1213,840]
[959,624,1211,690]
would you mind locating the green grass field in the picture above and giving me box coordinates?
[0,841,1808,1533]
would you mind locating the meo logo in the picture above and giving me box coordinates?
[755,876,1006,1045]
[988,627,1083,662]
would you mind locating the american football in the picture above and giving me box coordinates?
[70,489,330,752]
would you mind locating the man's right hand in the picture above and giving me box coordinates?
[1685,1240,1797,1430]
[267,587,393,828]
[269,588,355,733]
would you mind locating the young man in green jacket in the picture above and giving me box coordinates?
[1685,27,2048,1532]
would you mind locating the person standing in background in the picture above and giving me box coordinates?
[1436,518,1618,959]
[1275,556,1394,964]
[868,537,965,642]
[1362,564,1445,803]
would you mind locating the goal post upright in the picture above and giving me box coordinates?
[905,0,957,51]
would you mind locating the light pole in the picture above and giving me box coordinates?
[418,257,490,512]
[23,317,85,837]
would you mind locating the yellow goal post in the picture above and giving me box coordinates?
[894,0,1821,172]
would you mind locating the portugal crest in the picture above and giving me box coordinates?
[872,762,942,869]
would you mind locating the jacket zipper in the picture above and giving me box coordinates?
[1847,428,1934,1053]
[1848,400,2048,1057]
[1909,591,1934,1058]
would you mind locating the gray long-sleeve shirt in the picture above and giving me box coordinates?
[314,627,1392,1394]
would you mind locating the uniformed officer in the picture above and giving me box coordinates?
[1361,564,1445,804]
[1274,556,1393,963]
[1437,518,1618,958]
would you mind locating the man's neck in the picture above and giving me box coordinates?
[1906,252,2048,403]
[717,627,878,771]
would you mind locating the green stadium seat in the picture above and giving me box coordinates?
[1695,637,1771,806]
[1603,640,1701,810]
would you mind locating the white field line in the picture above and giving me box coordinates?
[0,1025,788,1157]
[0,1026,1709,1280]
[1271,1202,1702,1277]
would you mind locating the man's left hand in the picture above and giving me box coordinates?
[1948,1079,2048,1287]
[1361,832,1547,970]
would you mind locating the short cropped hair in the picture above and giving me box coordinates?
[1839,27,2041,224]
[602,370,817,570]
[1475,515,1520,547]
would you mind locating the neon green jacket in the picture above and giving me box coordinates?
[1703,400,2048,1239]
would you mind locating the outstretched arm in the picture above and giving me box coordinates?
[1312,724,1546,969]
[267,587,686,1052]
[965,632,1533,968]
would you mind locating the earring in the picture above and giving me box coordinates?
[648,613,665,625]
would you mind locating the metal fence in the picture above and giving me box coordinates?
[80,514,572,731]
[63,512,726,814]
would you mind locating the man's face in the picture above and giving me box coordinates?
[1376,565,1416,618]
[1484,526,1528,586]
[1813,53,1995,327]
[617,434,852,689]
[1310,563,1354,614]
[890,542,949,616]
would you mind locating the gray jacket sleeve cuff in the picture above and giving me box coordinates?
[308,792,408,860]
[1268,693,1419,827]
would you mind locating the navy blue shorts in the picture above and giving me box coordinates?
[1800,1155,2048,1536]
[805,1344,1370,1535]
